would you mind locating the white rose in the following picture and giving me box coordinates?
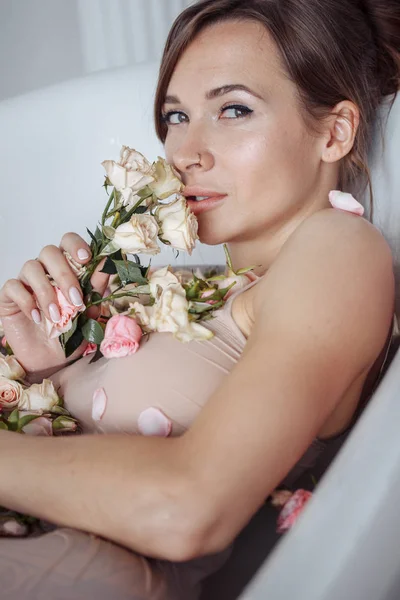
[0,356,25,381]
[113,214,160,255]
[0,376,24,409]
[101,146,155,194]
[149,157,184,200]
[121,189,153,211]
[129,301,153,330]
[149,288,213,342]
[148,266,183,298]
[175,321,214,342]
[19,379,60,412]
[149,288,188,334]
[155,196,199,255]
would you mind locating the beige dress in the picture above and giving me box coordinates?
[0,276,396,599]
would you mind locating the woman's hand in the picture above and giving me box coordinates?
[0,233,110,379]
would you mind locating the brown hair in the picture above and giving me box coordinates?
[154,0,400,220]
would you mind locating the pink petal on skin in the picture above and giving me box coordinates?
[137,407,172,437]
[92,388,108,421]
[328,190,365,216]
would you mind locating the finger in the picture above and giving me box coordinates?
[0,279,41,323]
[37,246,85,309]
[59,232,92,264]
[90,257,110,297]
[85,258,110,321]
[18,259,64,324]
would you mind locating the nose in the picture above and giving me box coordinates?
[171,126,214,175]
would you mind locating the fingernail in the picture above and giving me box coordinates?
[49,303,61,323]
[77,249,90,260]
[69,286,83,307]
[31,309,41,324]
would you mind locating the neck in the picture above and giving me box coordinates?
[227,190,332,277]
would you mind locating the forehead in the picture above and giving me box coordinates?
[167,19,288,96]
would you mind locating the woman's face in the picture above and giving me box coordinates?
[162,20,330,246]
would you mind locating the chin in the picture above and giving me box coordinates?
[196,223,227,246]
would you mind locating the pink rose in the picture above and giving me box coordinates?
[22,415,53,436]
[0,376,24,409]
[200,289,219,305]
[100,315,143,359]
[45,287,85,339]
[216,272,256,300]
[276,489,313,533]
[83,342,97,357]
[1,336,7,348]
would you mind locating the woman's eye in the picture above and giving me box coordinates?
[162,111,188,125]
[221,105,253,119]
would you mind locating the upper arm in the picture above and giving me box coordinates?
[181,209,395,554]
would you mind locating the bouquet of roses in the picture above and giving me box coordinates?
[46,145,256,362]
[0,145,256,536]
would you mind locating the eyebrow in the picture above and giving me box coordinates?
[163,84,263,104]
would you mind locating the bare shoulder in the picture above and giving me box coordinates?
[252,208,395,375]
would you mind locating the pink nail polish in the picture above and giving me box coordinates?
[77,249,90,260]
[31,309,41,324]
[49,303,61,323]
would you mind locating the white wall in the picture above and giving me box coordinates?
[0,0,194,102]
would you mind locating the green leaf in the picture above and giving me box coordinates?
[82,319,105,345]
[81,279,93,296]
[134,205,148,214]
[63,316,78,345]
[102,225,115,240]
[89,347,104,365]
[90,292,103,304]
[86,227,98,254]
[65,328,84,358]
[7,409,19,431]
[100,257,118,275]
[236,266,257,275]
[114,261,148,286]
[49,405,70,416]
[0,421,8,431]
[52,416,77,432]
[18,414,43,431]
[98,241,120,257]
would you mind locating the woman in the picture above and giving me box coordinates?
[0,0,399,598]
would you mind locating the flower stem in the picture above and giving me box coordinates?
[102,189,115,226]
[111,212,120,228]
[85,287,150,307]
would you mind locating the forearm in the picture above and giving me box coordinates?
[0,431,199,560]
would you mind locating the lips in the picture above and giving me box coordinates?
[183,187,225,200]
[186,195,226,215]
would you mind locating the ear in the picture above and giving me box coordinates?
[321,101,360,164]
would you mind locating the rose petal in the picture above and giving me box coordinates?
[1,519,29,537]
[277,489,313,533]
[92,388,108,421]
[137,407,172,437]
[328,190,364,216]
